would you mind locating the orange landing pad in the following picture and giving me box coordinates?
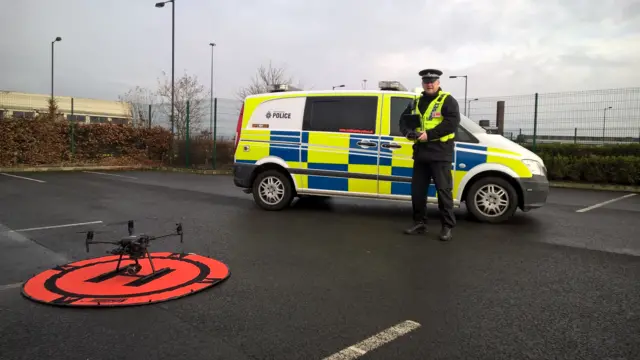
[21,252,230,307]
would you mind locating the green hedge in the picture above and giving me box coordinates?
[521,143,640,185]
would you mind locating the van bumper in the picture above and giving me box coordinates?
[233,163,255,189]
[518,175,549,211]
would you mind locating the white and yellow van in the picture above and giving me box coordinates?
[232,81,549,223]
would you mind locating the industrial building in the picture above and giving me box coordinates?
[0,90,132,125]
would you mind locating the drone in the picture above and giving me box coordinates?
[83,220,183,277]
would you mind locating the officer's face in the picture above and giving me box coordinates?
[422,79,440,95]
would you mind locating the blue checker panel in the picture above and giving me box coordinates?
[308,176,348,191]
[456,143,487,151]
[270,131,301,144]
[391,183,437,197]
[456,150,487,171]
[392,167,412,178]
[379,156,392,166]
[391,182,411,196]
[269,145,299,162]
[307,162,349,191]
[308,163,348,171]
[349,153,377,165]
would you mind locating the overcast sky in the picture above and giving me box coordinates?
[1,0,639,103]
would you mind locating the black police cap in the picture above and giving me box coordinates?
[419,69,443,80]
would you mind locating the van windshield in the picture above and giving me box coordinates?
[460,114,487,134]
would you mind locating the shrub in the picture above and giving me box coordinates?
[530,143,640,185]
[173,135,235,169]
[1,115,638,186]
[524,143,640,157]
[0,115,171,167]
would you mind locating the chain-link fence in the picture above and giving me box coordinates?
[0,92,243,169]
[467,87,640,146]
[131,98,243,169]
[3,87,640,169]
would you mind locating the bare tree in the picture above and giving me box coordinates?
[156,71,210,140]
[236,61,301,100]
[118,86,158,127]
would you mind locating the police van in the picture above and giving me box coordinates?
[231,81,549,223]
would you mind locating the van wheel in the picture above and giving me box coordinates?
[252,169,294,211]
[465,176,518,223]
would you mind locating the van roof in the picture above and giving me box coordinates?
[245,89,418,100]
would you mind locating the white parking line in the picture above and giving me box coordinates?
[83,171,137,179]
[0,221,71,264]
[322,320,421,360]
[7,220,103,233]
[0,282,23,291]
[0,172,46,183]
[576,193,637,213]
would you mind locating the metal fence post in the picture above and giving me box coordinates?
[70,97,75,156]
[186,100,190,168]
[532,93,538,152]
[213,97,217,169]
[496,100,505,136]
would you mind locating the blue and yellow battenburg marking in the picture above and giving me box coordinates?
[234,129,525,198]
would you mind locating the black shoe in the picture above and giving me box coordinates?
[439,226,452,241]
[404,222,427,235]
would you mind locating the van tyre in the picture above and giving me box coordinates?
[252,169,294,211]
[465,176,518,223]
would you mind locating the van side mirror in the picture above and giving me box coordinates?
[478,120,491,128]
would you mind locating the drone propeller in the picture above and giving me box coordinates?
[75,229,107,234]
[85,231,121,252]
[85,230,94,252]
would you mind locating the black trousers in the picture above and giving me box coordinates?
[411,160,456,228]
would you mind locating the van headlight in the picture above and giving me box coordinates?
[522,159,546,176]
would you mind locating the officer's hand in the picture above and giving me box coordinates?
[418,132,427,141]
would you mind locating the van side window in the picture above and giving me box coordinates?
[302,96,377,134]
[456,125,478,143]
[389,97,414,137]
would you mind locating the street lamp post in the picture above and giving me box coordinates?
[51,37,61,99]
[449,75,468,116]
[155,0,175,137]
[467,98,479,118]
[603,106,612,143]
[209,42,216,169]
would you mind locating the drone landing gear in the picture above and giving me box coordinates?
[88,250,173,284]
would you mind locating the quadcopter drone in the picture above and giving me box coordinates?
[83,220,183,277]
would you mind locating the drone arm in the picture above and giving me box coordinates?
[147,224,184,243]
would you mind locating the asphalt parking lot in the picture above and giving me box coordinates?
[0,170,639,360]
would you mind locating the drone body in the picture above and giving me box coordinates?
[84,220,184,276]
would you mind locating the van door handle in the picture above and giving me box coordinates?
[381,142,401,149]
[356,140,377,147]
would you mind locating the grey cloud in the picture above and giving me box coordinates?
[0,0,638,103]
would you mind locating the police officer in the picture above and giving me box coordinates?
[399,69,460,241]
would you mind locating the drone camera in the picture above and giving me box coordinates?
[176,223,183,243]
